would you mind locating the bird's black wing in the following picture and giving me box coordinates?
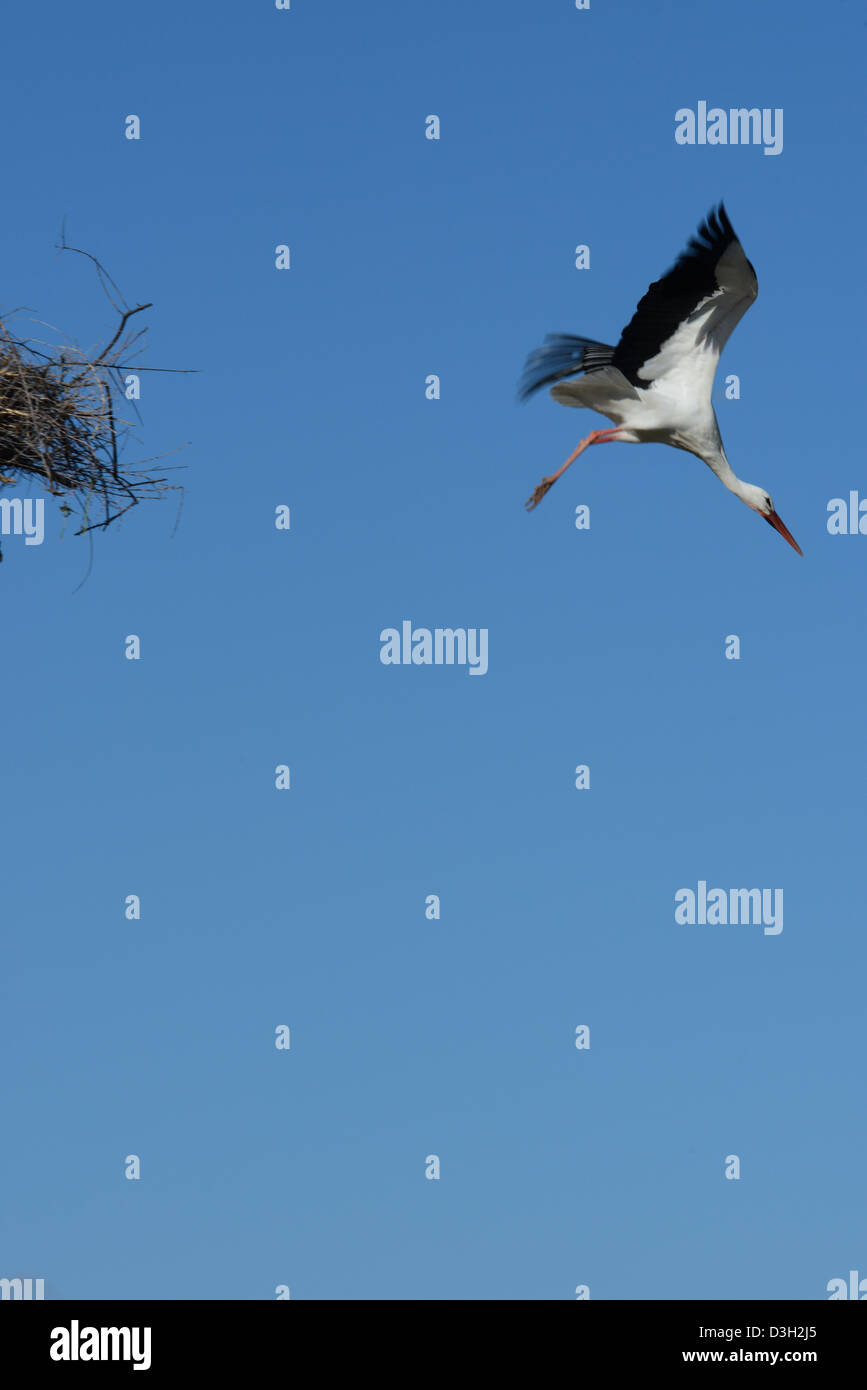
[611,203,758,388]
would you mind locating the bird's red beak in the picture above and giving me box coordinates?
[765,509,803,555]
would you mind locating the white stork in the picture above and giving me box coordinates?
[519,204,802,554]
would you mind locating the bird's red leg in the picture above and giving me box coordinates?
[525,428,624,511]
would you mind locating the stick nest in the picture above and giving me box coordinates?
[0,242,185,541]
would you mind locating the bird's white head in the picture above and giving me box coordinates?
[739,482,803,555]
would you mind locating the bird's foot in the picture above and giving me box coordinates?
[525,477,556,511]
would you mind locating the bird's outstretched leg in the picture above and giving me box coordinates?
[525,427,624,511]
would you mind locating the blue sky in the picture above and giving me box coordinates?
[3,0,865,1299]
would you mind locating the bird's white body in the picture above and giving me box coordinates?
[552,366,736,490]
[520,205,801,553]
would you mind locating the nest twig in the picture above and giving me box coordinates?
[0,239,191,549]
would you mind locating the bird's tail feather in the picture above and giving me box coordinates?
[550,364,639,408]
[517,334,615,402]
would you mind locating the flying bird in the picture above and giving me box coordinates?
[519,204,802,554]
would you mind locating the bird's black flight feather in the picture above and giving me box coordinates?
[517,335,615,402]
[612,203,748,386]
[518,204,753,398]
